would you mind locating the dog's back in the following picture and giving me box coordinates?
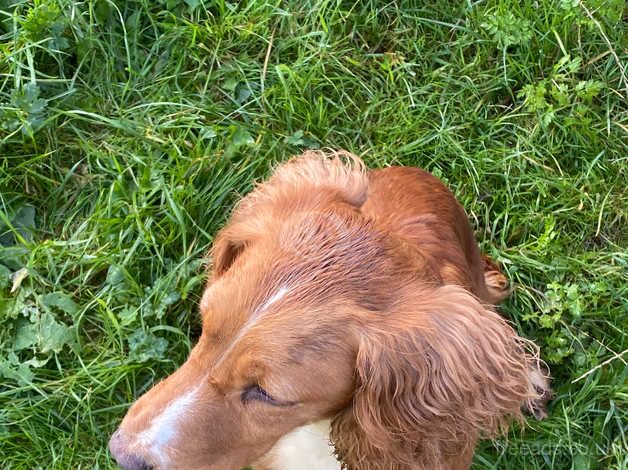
[364,167,488,297]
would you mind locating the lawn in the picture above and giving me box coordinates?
[0,0,626,469]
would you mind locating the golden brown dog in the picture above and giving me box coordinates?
[109,151,550,470]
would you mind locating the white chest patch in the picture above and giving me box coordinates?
[262,420,341,470]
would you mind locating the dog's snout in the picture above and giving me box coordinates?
[109,428,153,470]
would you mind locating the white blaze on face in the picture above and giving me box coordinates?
[252,286,290,319]
[135,286,292,464]
[212,286,291,370]
[137,382,202,465]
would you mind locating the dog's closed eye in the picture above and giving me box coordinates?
[241,385,278,405]
[241,385,297,407]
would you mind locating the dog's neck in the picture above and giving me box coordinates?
[257,420,341,470]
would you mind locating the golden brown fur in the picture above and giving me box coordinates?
[109,151,549,470]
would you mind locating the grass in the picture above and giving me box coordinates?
[0,0,626,468]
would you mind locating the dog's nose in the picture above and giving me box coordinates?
[109,428,153,470]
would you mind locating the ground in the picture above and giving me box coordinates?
[0,1,626,469]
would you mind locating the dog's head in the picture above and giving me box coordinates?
[110,152,538,470]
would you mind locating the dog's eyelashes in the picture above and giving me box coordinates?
[241,385,299,407]
[241,384,276,405]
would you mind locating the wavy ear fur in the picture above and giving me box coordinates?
[331,285,539,470]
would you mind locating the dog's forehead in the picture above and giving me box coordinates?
[197,270,348,372]
[199,268,291,331]
[197,225,390,353]
[200,274,287,323]
[201,255,311,319]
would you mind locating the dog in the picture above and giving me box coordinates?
[109,151,550,470]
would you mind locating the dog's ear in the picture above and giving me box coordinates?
[211,230,245,276]
[331,285,539,470]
